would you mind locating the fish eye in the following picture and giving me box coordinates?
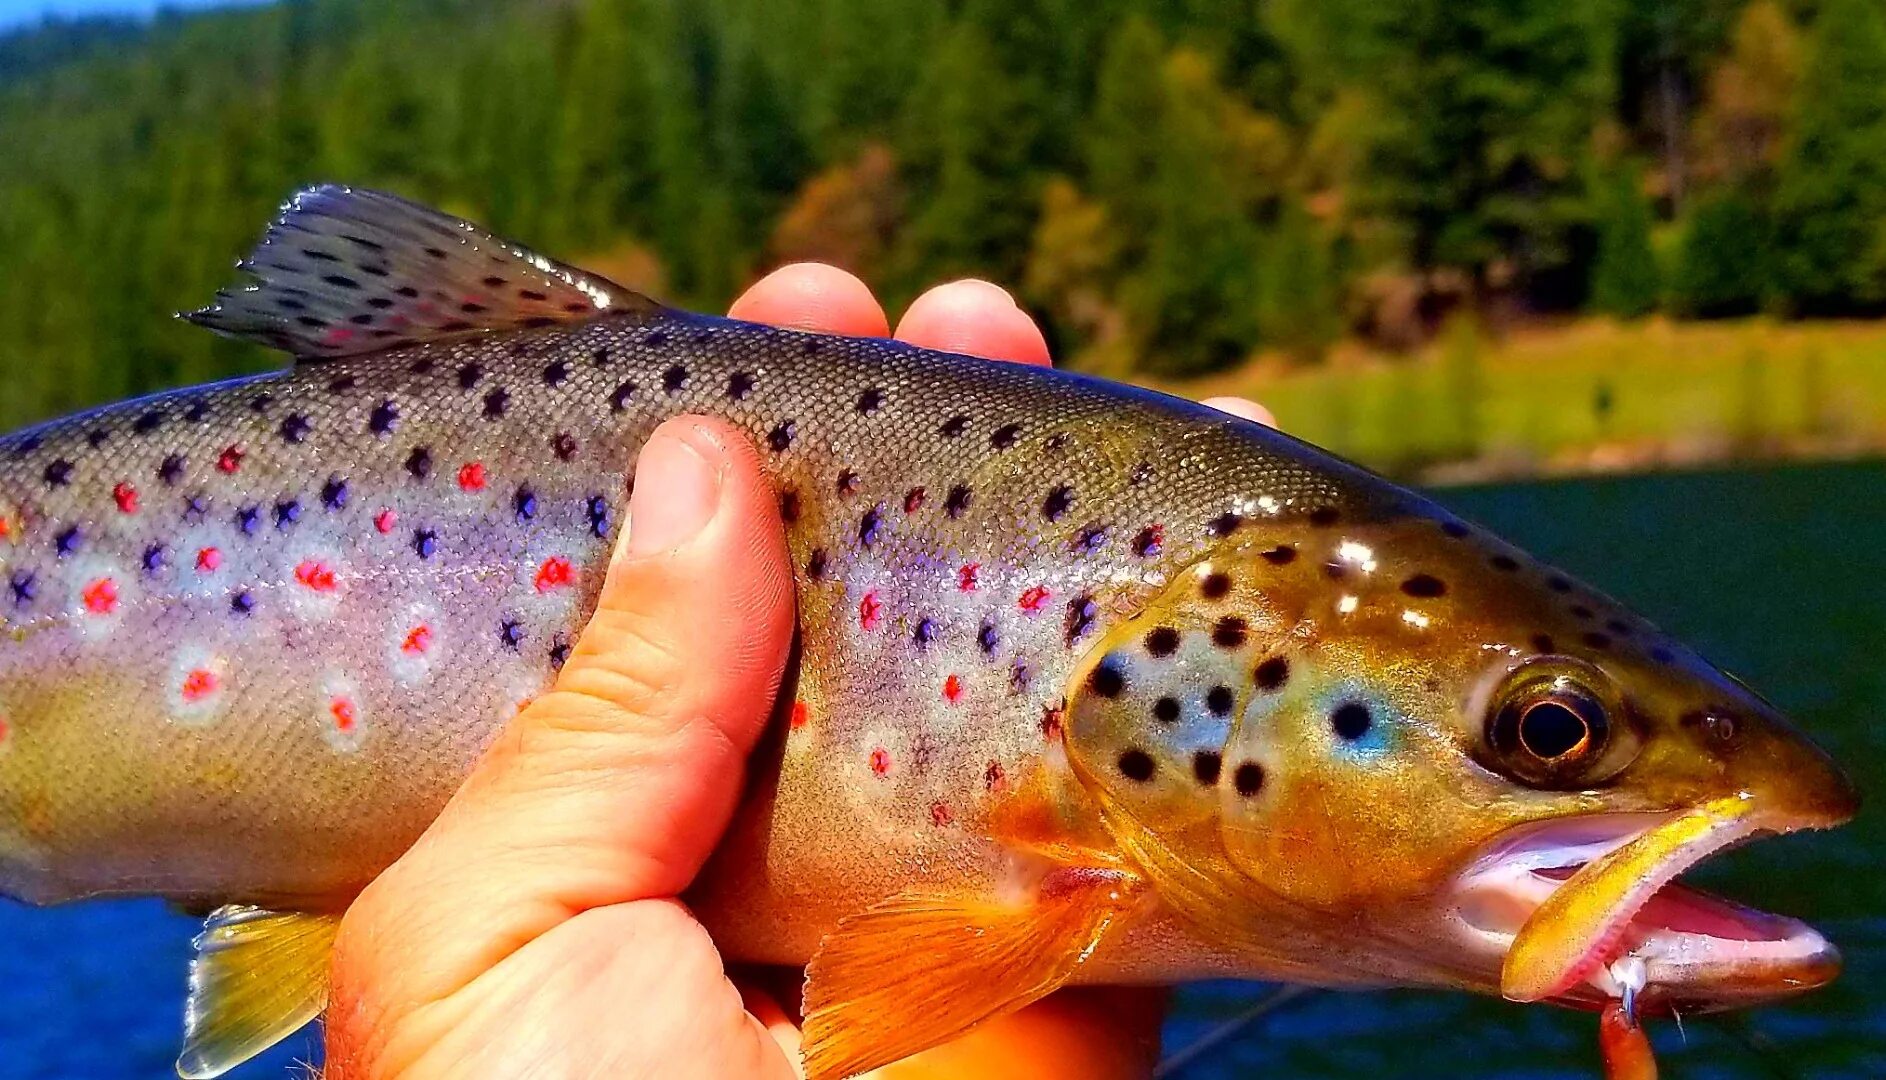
[1484,665,1623,788]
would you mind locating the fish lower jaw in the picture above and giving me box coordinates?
[1449,812,1841,1012]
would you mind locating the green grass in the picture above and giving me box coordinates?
[1168,316,1886,480]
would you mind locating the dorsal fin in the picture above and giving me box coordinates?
[185,184,659,361]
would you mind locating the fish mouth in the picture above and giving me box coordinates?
[1451,802,1847,1013]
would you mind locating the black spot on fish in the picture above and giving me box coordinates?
[184,402,210,424]
[1132,525,1162,557]
[1582,632,1612,650]
[1547,575,1573,593]
[9,571,35,606]
[183,496,207,523]
[859,506,884,547]
[587,495,611,538]
[1200,572,1232,599]
[457,364,483,389]
[1066,594,1098,644]
[1260,545,1296,565]
[1570,604,1594,620]
[1308,506,1341,527]
[460,302,488,315]
[605,381,636,412]
[1089,663,1126,698]
[1402,574,1446,598]
[990,423,1022,450]
[142,544,167,575]
[370,401,400,437]
[398,287,423,301]
[275,500,301,530]
[727,371,755,400]
[663,365,688,394]
[321,478,349,511]
[1144,627,1181,657]
[279,414,311,444]
[296,316,327,329]
[1118,749,1155,782]
[857,388,884,414]
[324,274,361,290]
[1606,619,1632,637]
[515,487,538,522]
[500,620,525,650]
[1212,617,1248,649]
[413,529,438,560]
[644,330,670,348]
[549,636,572,670]
[1441,520,1471,539]
[43,460,72,488]
[552,434,578,461]
[1233,761,1264,796]
[158,455,185,486]
[939,415,970,438]
[768,421,796,452]
[231,590,256,615]
[1206,686,1234,716]
[406,448,432,480]
[1153,697,1181,724]
[1332,702,1372,740]
[914,618,937,648]
[1073,524,1107,553]
[1532,634,1556,654]
[483,387,510,419]
[1254,656,1289,690]
[1042,485,1074,522]
[1196,751,1224,786]
[945,484,972,518]
[779,488,801,524]
[836,470,861,497]
[85,429,110,449]
[235,507,260,536]
[806,548,828,580]
[543,361,571,387]
[978,621,1000,655]
[482,275,506,288]
[1491,554,1520,572]
[1130,461,1154,486]
[1207,512,1242,537]
[1650,645,1676,664]
[521,289,549,303]
[592,346,613,366]
[135,410,165,435]
[328,374,359,393]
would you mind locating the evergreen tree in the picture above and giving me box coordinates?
[1671,190,1769,317]
[1590,163,1661,319]
[1772,0,1886,313]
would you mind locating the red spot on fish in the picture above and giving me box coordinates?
[904,488,926,514]
[535,556,574,592]
[1019,585,1051,613]
[943,674,964,703]
[323,326,357,348]
[374,509,398,534]
[216,445,244,474]
[984,760,1007,792]
[81,578,119,615]
[1041,703,1065,740]
[930,801,954,827]
[112,483,139,514]
[330,697,358,733]
[0,516,10,541]
[195,547,222,573]
[0,714,9,745]
[401,625,433,655]
[294,560,338,592]
[457,462,487,493]
[790,700,809,730]
[958,563,979,592]
[180,668,219,703]
[858,591,883,631]
[868,747,892,776]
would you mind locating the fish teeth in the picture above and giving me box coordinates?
[1609,954,1648,1020]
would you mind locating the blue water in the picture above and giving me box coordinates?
[3,462,1881,1078]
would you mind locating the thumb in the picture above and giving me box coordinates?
[328,416,795,1050]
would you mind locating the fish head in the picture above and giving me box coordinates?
[1063,510,1857,1011]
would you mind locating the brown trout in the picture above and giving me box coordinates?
[0,188,1858,1078]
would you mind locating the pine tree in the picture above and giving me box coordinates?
[1772,0,1886,313]
[1590,163,1661,319]
[1671,191,1768,318]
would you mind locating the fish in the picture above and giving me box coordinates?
[0,186,1859,1079]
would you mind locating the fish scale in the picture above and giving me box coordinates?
[0,187,1857,1080]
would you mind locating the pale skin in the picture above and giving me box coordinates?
[323,264,1274,1079]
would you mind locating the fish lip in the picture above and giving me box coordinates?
[1449,804,1846,1011]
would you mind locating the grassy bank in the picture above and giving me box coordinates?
[1170,317,1886,483]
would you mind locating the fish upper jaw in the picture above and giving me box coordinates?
[1446,801,1850,1014]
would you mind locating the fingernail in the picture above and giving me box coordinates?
[624,426,721,558]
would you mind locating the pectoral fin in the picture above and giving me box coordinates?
[801,867,1146,1080]
[176,905,342,1079]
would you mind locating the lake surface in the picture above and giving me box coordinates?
[2,461,1879,1079]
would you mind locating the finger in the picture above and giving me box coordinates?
[880,987,1168,1080]
[1201,396,1277,427]
[330,416,795,1048]
[730,263,891,337]
[894,279,1053,366]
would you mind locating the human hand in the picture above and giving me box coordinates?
[323,265,1273,1079]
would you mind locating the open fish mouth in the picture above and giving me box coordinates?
[1452,804,1844,1013]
